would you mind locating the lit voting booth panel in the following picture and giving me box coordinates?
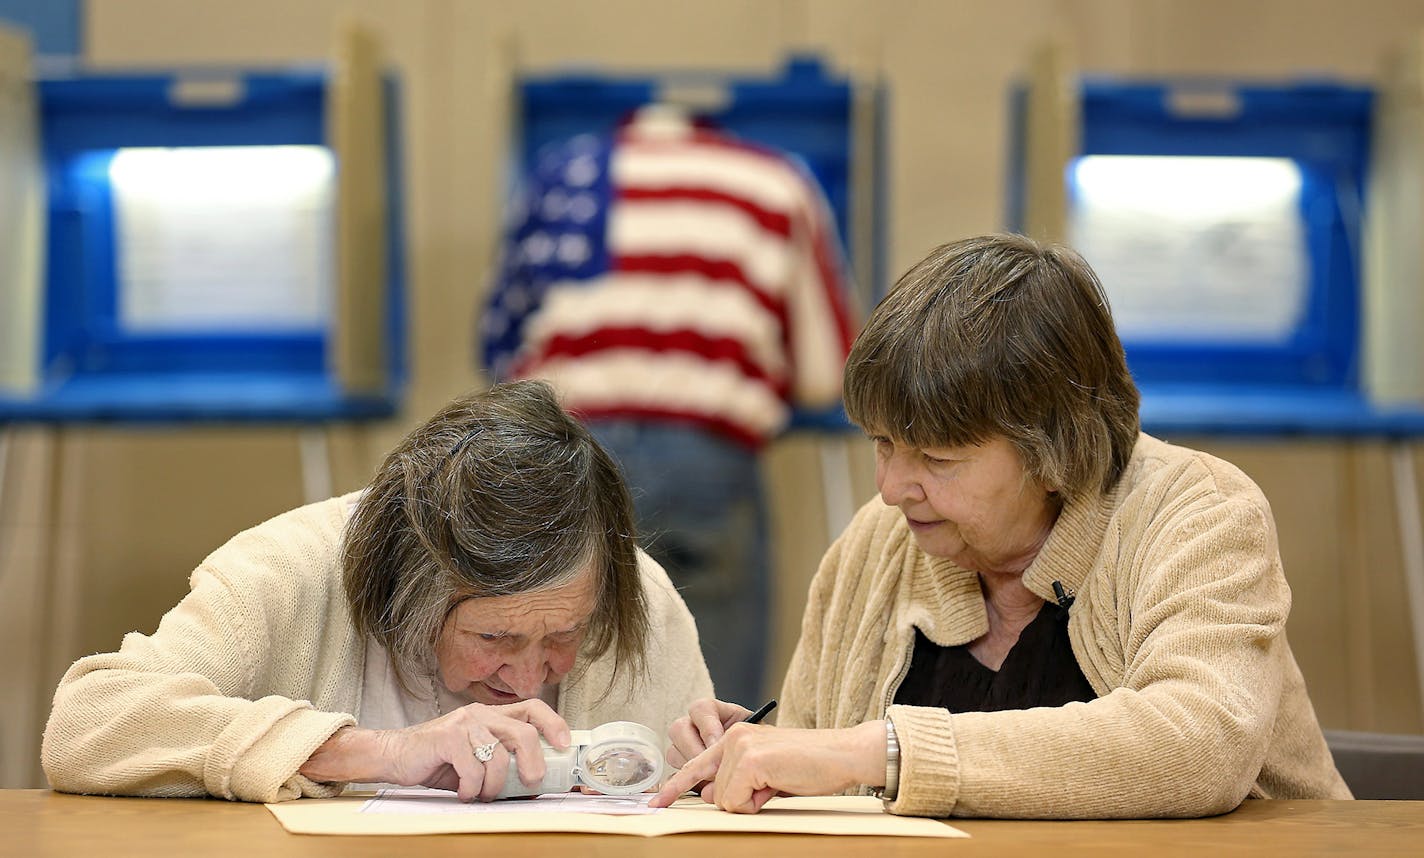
[1009,44,1424,435]
[1071,153,1342,386]
[0,25,404,422]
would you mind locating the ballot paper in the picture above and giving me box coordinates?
[267,790,967,838]
[362,788,658,815]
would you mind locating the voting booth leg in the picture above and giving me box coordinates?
[818,437,857,542]
[299,428,334,506]
[0,429,8,522]
[1389,442,1424,717]
[39,428,82,740]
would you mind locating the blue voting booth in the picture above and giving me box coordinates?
[509,55,883,532]
[517,56,882,293]
[1007,53,1424,714]
[0,30,406,425]
[1010,69,1424,436]
[512,55,882,436]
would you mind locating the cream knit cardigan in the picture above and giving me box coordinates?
[780,433,1350,818]
[42,493,713,802]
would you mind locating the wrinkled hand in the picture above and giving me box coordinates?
[381,698,570,802]
[303,698,571,803]
[665,697,751,770]
[650,720,887,813]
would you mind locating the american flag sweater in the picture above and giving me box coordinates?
[480,110,856,448]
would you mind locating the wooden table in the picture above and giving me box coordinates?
[4,790,1421,856]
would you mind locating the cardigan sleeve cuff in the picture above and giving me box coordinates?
[207,696,356,802]
[883,704,960,818]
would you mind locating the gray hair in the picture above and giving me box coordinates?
[342,380,647,694]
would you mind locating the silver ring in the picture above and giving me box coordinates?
[473,741,497,763]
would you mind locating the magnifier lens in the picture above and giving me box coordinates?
[578,721,663,795]
[586,745,657,788]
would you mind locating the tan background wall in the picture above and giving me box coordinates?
[3,0,1424,788]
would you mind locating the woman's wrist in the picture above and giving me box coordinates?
[299,726,390,784]
[846,720,891,790]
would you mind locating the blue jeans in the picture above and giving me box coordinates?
[587,419,769,708]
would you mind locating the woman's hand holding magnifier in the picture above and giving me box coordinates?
[303,698,571,802]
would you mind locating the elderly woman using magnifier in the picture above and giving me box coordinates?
[654,233,1349,818]
[44,380,712,803]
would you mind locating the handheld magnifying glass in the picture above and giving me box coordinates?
[493,720,664,799]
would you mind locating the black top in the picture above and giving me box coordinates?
[893,601,1097,713]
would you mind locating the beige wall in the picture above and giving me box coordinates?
[4,0,1424,788]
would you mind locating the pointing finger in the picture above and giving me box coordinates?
[649,742,724,808]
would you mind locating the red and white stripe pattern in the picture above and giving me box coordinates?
[493,111,856,448]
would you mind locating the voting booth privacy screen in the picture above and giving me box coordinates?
[0,28,405,423]
[1067,81,1369,393]
[517,56,877,282]
[1008,72,1424,435]
[510,55,882,431]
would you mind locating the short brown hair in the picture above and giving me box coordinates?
[342,379,647,694]
[844,233,1140,500]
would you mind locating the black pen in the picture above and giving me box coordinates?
[744,698,777,725]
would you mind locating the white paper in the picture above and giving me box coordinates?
[268,793,968,837]
[361,787,659,816]
[1069,155,1309,343]
[109,145,335,332]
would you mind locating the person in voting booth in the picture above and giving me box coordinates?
[42,380,712,803]
[480,107,857,709]
[653,233,1351,817]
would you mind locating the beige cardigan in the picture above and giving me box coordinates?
[780,433,1350,818]
[42,493,713,802]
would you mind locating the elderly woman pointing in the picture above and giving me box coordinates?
[44,380,711,802]
[655,233,1349,818]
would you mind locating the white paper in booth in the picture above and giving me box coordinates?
[109,145,335,333]
[1069,155,1309,345]
[265,788,968,838]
